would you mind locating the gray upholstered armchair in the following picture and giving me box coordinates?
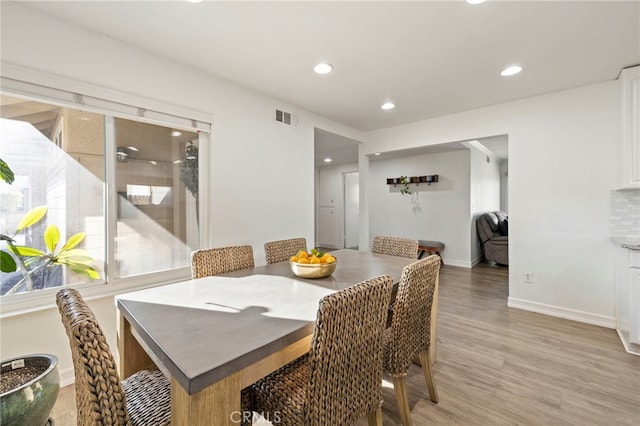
[476,211,509,266]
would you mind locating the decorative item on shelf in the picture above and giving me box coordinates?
[399,176,412,195]
[386,174,439,194]
[420,174,439,185]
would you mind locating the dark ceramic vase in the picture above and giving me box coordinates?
[0,354,60,426]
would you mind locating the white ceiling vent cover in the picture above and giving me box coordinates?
[274,109,299,128]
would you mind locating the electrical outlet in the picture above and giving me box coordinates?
[524,272,533,283]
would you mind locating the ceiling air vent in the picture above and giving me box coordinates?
[274,109,299,127]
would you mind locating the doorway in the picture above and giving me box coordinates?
[344,171,359,249]
[313,127,361,249]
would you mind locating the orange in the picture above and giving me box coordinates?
[298,251,309,259]
[290,256,299,262]
[325,255,336,264]
[310,256,321,264]
[297,257,310,264]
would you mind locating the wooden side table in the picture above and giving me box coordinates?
[418,240,445,265]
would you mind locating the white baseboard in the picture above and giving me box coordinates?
[443,258,472,268]
[59,366,75,387]
[616,329,640,356]
[470,255,484,267]
[508,297,616,329]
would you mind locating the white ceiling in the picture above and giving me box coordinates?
[8,1,638,167]
[314,128,360,168]
[15,0,639,134]
[475,135,508,160]
[368,134,508,163]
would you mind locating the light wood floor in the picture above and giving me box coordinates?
[51,263,640,425]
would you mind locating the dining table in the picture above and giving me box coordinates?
[115,249,428,426]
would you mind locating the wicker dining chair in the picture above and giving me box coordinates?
[383,255,441,426]
[371,236,419,259]
[264,237,307,264]
[252,275,394,426]
[191,245,255,278]
[56,288,171,426]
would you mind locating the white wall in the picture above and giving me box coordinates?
[0,296,118,386]
[0,3,365,383]
[500,159,509,213]
[363,81,619,327]
[469,148,502,264]
[368,151,471,267]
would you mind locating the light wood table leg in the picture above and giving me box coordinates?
[117,312,153,380]
[171,374,241,426]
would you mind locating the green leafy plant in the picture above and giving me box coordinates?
[1,206,100,295]
[310,248,325,258]
[1,160,100,294]
[399,176,413,195]
[0,158,15,184]
[179,141,199,223]
[180,142,198,200]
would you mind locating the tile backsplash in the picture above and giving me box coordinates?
[611,190,640,239]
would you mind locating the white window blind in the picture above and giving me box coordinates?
[1,77,211,133]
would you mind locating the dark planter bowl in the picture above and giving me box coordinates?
[1,354,60,426]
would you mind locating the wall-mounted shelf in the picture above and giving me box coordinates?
[386,175,439,186]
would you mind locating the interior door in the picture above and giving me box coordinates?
[344,171,359,249]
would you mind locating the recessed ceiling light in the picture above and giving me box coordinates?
[324,157,332,163]
[185,0,202,3]
[127,146,139,152]
[314,63,333,74]
[466,0,487,4]
[374,152,381,156]
[381,102,396,110]
[500,65,522,77]
[150,161,157,165]
[171,131,182,137]
[173,160,183,164]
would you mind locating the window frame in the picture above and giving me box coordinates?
[0,64,212,317]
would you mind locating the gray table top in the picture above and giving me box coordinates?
[115,249,415,394]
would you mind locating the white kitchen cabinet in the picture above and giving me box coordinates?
[318,207,339,248]
[630,250,640,344]
[318,167,337,207]
[615,246,640,355]
[620,65,640,189]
